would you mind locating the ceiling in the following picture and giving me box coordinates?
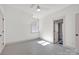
[2,4,71,18]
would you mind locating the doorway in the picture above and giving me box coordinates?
[54,19,63,45]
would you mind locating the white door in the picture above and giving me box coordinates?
[76,14,79,49]
[0,15,4,53]
[54,22,58,43]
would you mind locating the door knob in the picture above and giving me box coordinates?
[76,34,78,36]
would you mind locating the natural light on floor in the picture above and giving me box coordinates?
[37,40,50,46]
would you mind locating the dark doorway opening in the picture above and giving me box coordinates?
[54,19,63,45]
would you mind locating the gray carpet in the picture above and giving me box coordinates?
[1,38,79,55]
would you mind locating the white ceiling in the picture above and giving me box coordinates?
[2,4,71,18]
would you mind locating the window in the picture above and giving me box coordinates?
[31,20,39,33]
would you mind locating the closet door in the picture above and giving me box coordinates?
[76,14,79,49]
[0,15,4,53]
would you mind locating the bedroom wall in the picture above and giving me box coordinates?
[4,6,40,44]
[40,5,79,48]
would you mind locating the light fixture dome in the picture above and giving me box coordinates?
[37,5,40,11]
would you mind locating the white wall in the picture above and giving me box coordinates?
[0,6,5,53]
[40,5,79,48]
[2,4,79,48]
[4,6,40,44]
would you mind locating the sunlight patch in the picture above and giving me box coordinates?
[37,40,50,46]
[37,40,46,44]
[41,42,50,46]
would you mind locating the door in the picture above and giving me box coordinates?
[54,22,58,43]
[76,14,79,49]
[0,15,4,53]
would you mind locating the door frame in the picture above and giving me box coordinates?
[53,19,63,44]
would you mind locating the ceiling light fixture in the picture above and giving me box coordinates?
[37,5,40,11]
